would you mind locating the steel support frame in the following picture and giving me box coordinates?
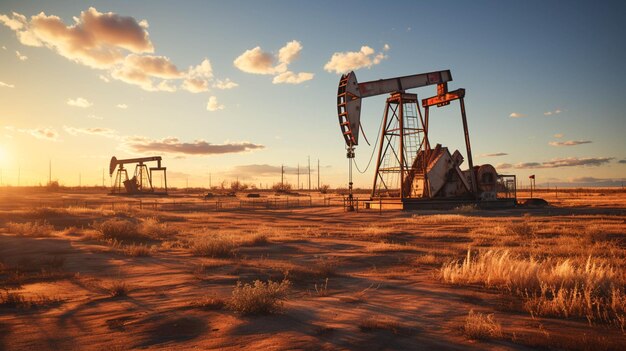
[371,93,419,200]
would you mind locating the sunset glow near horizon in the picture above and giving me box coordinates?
[1,1,625,188]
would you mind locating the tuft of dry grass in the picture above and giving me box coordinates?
[94,217,175,242]
[190,235,237,257]
[359,317,413,336]
[228,279,290,315]
[108,280,129,298]
[137,217,177,239]
[121,243,155,257]
[239,232,269,246]
[192,295,225,310]
[6,221,55,237]
[463,310,503,340]
[0,290,62,309]
[441,249,626,329]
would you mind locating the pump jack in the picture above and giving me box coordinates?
[109,156,168,195]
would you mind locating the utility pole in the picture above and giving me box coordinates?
[79,172,81,187]
[317,159,320,190]
[297,163,300,190]
[281,164,284,187]
[308,156,311,191]
[209,173,212,188]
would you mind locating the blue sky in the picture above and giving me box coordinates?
[0,0,624,187]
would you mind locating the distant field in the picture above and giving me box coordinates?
[0,187,624,350]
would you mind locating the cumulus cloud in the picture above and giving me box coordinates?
[497,157,612,169]
[323,45,388,74]
[480,152,508,157]
[1,8,234,96]
[544,109,562,116]
[11,127,60,141]
[181,58,213,93]
[15,50,27,60]
[272,71,314,84]
[234,46,277,75]
[67,97,93,108]
[213,78,238,90]
[509,112,525,118]
[123,136,264,155]
[206,96,224,111]
[116,103,127,109]
[64,126,117,138]
[234,40,313,84]
[548,140,592,147]
[0,7,153,69]
[0,81,15,88]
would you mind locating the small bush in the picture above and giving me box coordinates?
[507,220,536,238]
[463,310,502,340]
[228,279,290,315]
[240,232,269,246]
[6,221,55,237]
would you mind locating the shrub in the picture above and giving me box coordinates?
[95,219,140,241]
[228,279,290,315]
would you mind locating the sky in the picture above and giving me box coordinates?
[0,0,625,188]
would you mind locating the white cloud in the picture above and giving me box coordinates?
[98,74,110,82]
[15,50,27,60]
[544,109,562,116]
[509,112,525,118]
[87,114,102,120]
[234,40,312,84]
[272,71,314,84]
[116,103,128,109]
[234,46,276,75]
[324,45,388,74]
[181,77,208,93]
[206,96,224,111]
[0,8,153,69]
[10,126,60,141]
[214,78,238,90]
[64,126,117,138]
[278,40,302,65]
[548,140,592,147]
[188,58,213,79]
[383,43,390,51]
[0,81,15,88]
[67,97,93,108]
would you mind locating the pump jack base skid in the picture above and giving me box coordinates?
[364,198,517,210]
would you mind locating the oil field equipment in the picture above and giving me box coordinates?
[109,156,168,195]
[336,70,516,210]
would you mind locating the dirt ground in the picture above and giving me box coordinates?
[0,188,625,350]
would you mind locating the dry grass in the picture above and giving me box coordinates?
[228,279,290,315]
[121,243,155,257]
[94,217,176,242]
[108,280,129,298]
[192,295,226,310]
[442,249,626,329]
[367,241,414,252]
[463,310,503,340]
[358,317,413,336]
[190,235,237,257]
[0,290,62,309]
[6,221,55,237]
